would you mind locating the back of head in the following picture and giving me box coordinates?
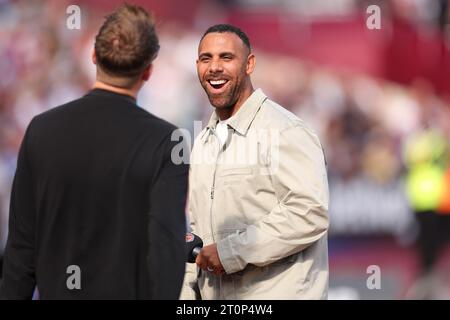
[94,4,159,89]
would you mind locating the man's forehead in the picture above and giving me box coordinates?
[198,32,246,53]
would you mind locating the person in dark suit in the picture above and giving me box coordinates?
[0,4,188,299]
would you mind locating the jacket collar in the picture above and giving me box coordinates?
[202,89,267,143]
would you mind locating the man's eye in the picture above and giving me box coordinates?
[223,56,232,60]
[200,57,210,62]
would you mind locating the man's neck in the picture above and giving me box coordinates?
[92,80,138,99]
[216,85,254,121]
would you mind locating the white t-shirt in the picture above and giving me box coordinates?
[215,120,229,147]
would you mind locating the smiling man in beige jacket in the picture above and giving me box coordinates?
[181,24,329,300]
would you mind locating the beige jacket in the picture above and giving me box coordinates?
[181,89,329,300]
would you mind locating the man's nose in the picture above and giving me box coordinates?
[209,59,223,73]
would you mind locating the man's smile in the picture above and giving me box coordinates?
[206,78,230,94]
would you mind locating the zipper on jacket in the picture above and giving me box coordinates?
[209,128,223,243]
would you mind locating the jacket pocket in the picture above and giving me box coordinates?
[219,167,253,177]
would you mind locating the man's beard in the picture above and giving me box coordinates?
[203,78,240,109]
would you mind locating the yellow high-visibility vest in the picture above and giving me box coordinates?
[406,164,445,212]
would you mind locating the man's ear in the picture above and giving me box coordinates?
[142,64,153,82]
[92,48,97,65]
[246,53,255,75]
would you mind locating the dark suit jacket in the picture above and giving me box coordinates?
[0,88,188,299]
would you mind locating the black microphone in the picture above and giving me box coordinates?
[186,232,203,263]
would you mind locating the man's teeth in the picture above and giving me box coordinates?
[209,80,227,85]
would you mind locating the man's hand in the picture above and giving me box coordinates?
[195,243,225,276]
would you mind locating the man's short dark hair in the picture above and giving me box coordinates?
[94,4,159,88]
[201,24,251,51]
